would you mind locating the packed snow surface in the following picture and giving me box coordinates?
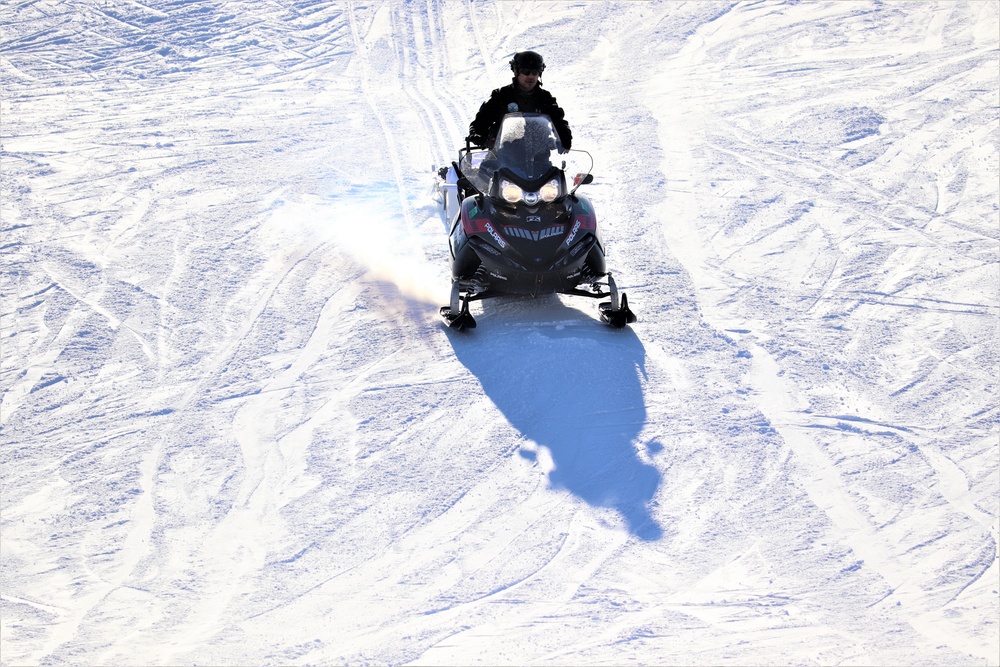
[2,1,999,664]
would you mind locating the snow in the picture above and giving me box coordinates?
[2,1,998,664]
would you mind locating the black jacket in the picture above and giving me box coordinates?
[468,81,572,150]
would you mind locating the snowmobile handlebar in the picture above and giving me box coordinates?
[465,136,488,151]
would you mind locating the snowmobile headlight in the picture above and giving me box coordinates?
[501,180,523,203]
[539,179,560,202]
[523,190,539,206]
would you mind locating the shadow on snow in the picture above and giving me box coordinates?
[448,296,663,541]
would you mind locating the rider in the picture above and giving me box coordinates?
[467,51,572,151]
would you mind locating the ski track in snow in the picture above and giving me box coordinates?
[1,1,998,665]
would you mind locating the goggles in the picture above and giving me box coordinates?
[518,68,542,77]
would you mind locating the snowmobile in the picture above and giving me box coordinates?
[438,113,636,331]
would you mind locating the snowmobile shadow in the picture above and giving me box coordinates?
[448,297,663,541]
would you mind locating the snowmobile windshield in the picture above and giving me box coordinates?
[491,113,563,181]
[459,113,590,198]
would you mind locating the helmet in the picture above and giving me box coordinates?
[510,51,545,74]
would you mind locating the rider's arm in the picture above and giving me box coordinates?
[468,88,506,147]
[543,94,572,150]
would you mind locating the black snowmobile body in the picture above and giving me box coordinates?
[449,187,605,295]
[439,113,635,330]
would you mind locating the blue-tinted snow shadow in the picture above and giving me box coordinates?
[448,297,663,541]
